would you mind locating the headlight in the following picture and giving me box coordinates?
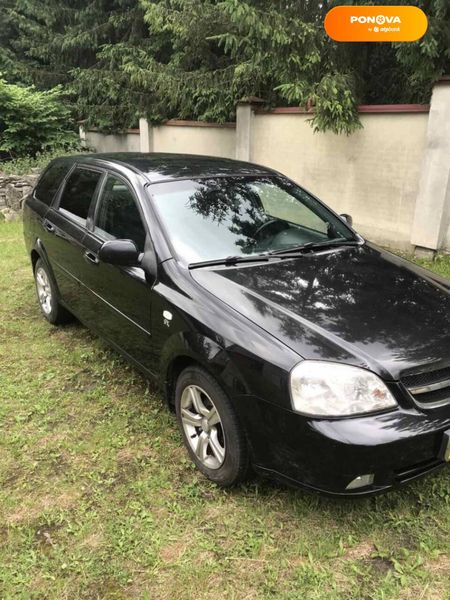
[290,361,397,417]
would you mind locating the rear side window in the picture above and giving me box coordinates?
[58,168,102,225]
[94,175,146,252]
[34,162,70,205]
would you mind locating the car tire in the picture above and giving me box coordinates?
[34,258,72,325]
[175,366,249,487]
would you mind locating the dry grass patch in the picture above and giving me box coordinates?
[4,490,81,526]
[345,540,375,560]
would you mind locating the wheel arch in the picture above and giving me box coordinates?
[30,238,63,300]
[160,332,245,410]
[31,248,40,272]
[165,354,200,410]
[30,238,50,272]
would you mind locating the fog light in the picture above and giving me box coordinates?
[346,474,374,490]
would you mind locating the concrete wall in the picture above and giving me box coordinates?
[444,216,450,250]
[152,123,235,158]
[409,81,450,252]
[252,112,429,249]
[82,82,450,252]
[84,130,140,153]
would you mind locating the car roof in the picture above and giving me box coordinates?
[55,152,277,184]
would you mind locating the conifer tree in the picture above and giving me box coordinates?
[0,0,448,133]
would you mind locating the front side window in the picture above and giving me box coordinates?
[94,175,146,252]
[150,176,355,264]
[35,161,71,205]
[58,168,102,225]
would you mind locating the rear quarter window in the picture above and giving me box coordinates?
[34,162,71,206]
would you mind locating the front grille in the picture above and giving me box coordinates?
[402,366,450,389]
[402,366,450,409]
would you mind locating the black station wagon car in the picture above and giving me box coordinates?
[23,153,450,496]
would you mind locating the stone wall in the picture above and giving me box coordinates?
[0,171,40,221]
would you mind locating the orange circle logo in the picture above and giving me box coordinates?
[324,5,428,42]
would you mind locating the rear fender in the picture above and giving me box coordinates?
[31,239,63,300]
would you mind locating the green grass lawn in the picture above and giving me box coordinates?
[1,220,449,600]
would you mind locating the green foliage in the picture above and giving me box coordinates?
[0,0,22,81]
[10,0,152,130]
[0,0,449,134]
[0,79,80,158]
[394,0,450,102]
[76,0,362,132]
[0,148,84,175]
[277,73,362,135]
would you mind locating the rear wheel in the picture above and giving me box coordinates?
[175,366,249,487]
[34,258,72,325]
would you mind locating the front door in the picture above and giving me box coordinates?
[80,172,155,374]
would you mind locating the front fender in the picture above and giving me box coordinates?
[158,329,245,406]
[154,260,299,412]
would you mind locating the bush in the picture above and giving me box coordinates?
[0,148,86,176]
[0,79,80,159]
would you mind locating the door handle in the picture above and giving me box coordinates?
[84,250,99,265]
[43,219,55,233]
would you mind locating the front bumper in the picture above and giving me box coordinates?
[236,391,450,496]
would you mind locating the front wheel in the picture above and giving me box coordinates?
[34,258,72,325]
[175,366,249,487]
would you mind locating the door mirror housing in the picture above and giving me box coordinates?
[340,213,353,227]
[98,239,140,267]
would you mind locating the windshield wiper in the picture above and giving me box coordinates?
[189,240,362,269]
[189,254,278,269]
[269,239,362,256]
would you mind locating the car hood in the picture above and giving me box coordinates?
[190,244,450,380]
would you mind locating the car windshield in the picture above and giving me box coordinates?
[149,176,356,264]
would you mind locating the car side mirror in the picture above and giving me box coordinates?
[340,213,353,227]
[98,239,140,267]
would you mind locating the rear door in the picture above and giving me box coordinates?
[80,172,155,373]
[24,160,72,253]
[43,166,104,317]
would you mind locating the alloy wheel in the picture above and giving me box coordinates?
[36,267,52,315]
[180,384,226,469]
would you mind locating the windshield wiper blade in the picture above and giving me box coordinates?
[189,240,362,268]
[189,254,274,269]
[269,239,361,256]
